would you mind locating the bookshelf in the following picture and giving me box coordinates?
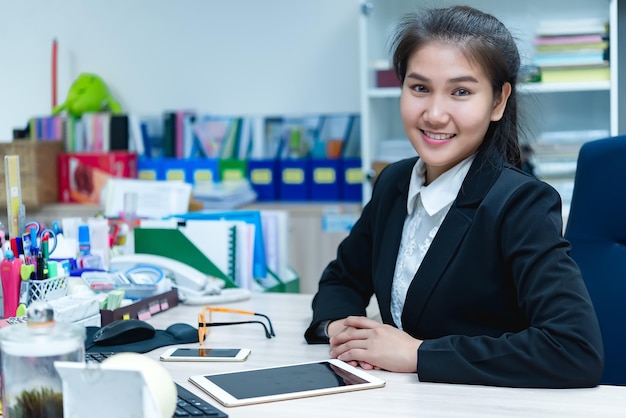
[358,0,626,209]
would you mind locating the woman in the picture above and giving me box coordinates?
[305,5,603,388]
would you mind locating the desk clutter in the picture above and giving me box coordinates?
[0,303,184,418]
[1,154,299,330]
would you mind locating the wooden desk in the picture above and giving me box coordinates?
[145,293,626,418]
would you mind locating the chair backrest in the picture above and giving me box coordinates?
[564,135,626,385]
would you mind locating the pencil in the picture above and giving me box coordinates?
[52,38,58,109]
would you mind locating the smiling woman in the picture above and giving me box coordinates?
[305,5,604,389]
[399,42,511,184]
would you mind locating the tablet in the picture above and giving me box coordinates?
[188,359,386,407]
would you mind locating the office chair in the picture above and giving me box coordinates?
[564,135,626,386]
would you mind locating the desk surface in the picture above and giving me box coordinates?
[144,293,625,418]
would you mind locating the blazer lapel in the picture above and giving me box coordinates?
[401,152,503,329]
[376,192,408,323]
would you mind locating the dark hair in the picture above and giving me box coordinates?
[390,5,522,168]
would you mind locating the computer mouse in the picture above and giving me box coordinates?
[92,319,156,346]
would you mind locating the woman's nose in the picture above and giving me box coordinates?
[423,96,449,125]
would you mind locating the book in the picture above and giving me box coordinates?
[535,41,608,53]
[219,117,242,159]
[109,114,129,151]
[127,114,144,155]
[536,18,608,37]
[162,112,176,157]
[540,64,610,83]
[260,210,289,282]
[341,114,361,158]
[174,110,195,158]
[533,52,607,67]
[533,34,606,46]
[192,115,233,158]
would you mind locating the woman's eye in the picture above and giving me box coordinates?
[453,88,470,96]
[411,84,428,93]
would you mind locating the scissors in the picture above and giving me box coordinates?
[24,221,58,255]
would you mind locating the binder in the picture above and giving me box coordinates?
[134,220,253,290]
[109,114,129,151]
[134,228,235,287]
[178,220,238,284]
[134,218,299,293]
[170,211,267,281]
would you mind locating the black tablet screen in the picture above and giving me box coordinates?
[202,361,368,399]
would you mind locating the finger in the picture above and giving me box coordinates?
[329,328,371,348]
[331,337,365,359]
[337,347,371,365]
[343,316,382,329]
[359,361,375,370]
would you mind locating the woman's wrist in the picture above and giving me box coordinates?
[323,320,332,338]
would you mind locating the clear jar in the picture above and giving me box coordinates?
[0,301,85,417]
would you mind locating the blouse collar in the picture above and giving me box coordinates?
[406,154,476,216]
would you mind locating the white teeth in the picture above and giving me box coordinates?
[425,131,454,140]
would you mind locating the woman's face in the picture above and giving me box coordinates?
[400,41,510,184]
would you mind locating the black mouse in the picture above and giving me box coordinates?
[92,319,156,346]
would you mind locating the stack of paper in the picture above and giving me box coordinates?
[192,180,257,210]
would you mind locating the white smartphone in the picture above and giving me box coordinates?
[160,347,251,362]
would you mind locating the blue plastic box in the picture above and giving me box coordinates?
[137,157,161,181]
[309,158,341,201]
[161,158,187,182]
[248,159,279,201]
[186,158,219,184]
[279,159,310,201]
[340,157,363,201]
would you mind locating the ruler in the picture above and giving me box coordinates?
[4,155,24,239]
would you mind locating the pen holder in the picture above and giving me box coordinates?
[30,275,69,303]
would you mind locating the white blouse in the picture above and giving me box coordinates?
[390,155,475,329]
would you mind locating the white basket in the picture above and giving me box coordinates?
[29,275,69,303]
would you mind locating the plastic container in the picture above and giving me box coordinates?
[0,301,85,417]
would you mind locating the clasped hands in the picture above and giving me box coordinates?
[328,316,422,373]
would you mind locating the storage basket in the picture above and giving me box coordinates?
[29,275,69,303]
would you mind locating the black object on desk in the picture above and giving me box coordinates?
[92,319,156,346]
[85,322,198,353]
[86,352,228,418]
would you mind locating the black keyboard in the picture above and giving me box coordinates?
[86,352,228,417]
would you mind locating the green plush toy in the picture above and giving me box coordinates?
[52,72,122,116]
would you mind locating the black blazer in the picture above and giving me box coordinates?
[305,151,604,388]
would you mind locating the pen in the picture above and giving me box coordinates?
[36,252,44,281]
[42,235,50,264]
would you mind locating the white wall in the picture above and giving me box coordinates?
[0,0,361,140]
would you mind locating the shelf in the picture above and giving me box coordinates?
[518,81,610,93]
[367,81,610,99]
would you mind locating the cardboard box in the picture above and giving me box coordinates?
[0,140,63,208]
[58,151,138,204]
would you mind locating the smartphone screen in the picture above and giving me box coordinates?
[160,347,251,362]
[171,348,241,358]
